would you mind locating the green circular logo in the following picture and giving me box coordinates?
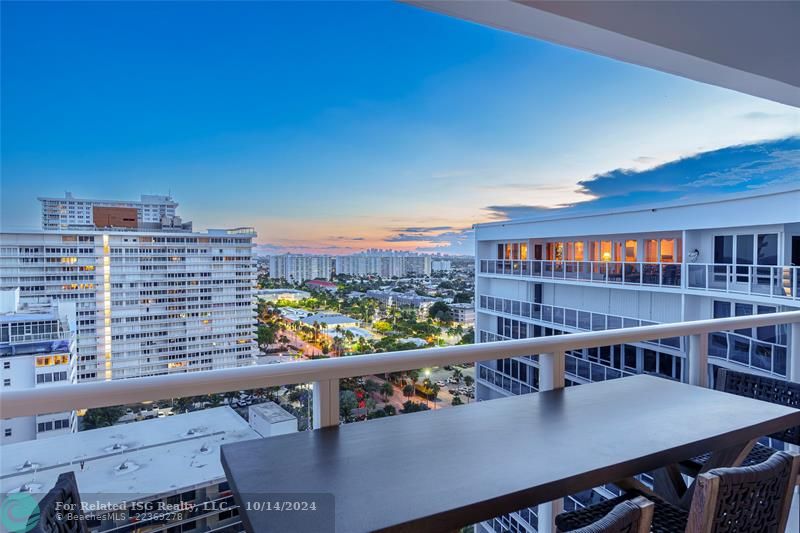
[1,492,40,532]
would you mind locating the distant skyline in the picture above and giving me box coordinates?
[2,1,799,255]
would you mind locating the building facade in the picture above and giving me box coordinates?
[337,253,432,278]
[39,192,185,231]
[450,302,476,324]
[0,289,78,444]
[269,254,332,283]
[0,227,258,381]
[473,188,800,531]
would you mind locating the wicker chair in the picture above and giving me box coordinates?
[556,496,653,533]
[682,367,800,474]
[556,451,800,533]
[27,471,87,533]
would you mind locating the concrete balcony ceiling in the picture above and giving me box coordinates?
[404,0,800,108]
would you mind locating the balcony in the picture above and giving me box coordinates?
[2,311,800,533]
[478,259,800,302]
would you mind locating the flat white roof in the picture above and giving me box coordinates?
[249,402,296,425]
[474,187,800,240]
[0,407,260,505]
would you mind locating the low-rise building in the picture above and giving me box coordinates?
[450,303,476,324]
[306,279,338,292]
[248,402,298,437]
[365,290,441,316]
[0,406,262,533]
[255,288,311,303]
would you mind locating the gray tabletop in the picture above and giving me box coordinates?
[221,374,800,533]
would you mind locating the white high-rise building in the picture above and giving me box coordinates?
[269,254,332,283]
[39,192,184,231]
[473,188,800,531]
[336,253,432,278]
[0,226,258,381]
[0,289,78,444]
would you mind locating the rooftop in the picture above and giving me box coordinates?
[0,407,260,505]
[300,312,359,327]
[248,401,296,425]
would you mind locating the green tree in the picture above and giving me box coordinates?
[380,381,394,401]
[400,401,430,414]
[402,383,414,401]
[451,395,464,406]
[428,301,453,323]
[464,375,474,388]
[339,390,358,421]
[256,323,277,348]
[82,406,125,429]
[364,379,380,393]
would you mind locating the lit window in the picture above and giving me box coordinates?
[644,240,658,263]
[625,240,637,262]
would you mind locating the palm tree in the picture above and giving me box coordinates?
[380,381,394,402]
[430,383,440,409]
[452,368,463,382]
[402,383,414,402]
[463,375,474,403]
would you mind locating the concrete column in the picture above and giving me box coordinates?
[312,379,340,429]
[538,350,565,533]
[539,351,565,392]
[789,323,800,384]
[688,333,708,387]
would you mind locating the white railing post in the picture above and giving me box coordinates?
[538,350,565,532]
[312,379,340,429]
[688,333,709,387]
[790,323,800,384]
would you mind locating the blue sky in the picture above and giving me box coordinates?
[2,1,799,254]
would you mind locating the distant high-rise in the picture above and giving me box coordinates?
[39,192,189,231]
[336,253,431,277]
[269,254,332,283]
[1,194,258,381]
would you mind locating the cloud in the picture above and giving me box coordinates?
[740,111,787,121]
[389,225,454,233]
[483,136,800,222]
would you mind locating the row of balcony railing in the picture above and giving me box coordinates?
[478,294,790,377]
[478,294,682,351]
[478,259,800,300]
[2,312,800,533]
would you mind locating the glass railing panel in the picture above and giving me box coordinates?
[608,262,623,282]
[750,341,773,372]
[623,263,641,284]
[661,264,681,286]
[565,309,577,328]
[553,307,564,325]
[591,313,605,331]
[687,264,706,288]
[642,264,659,285]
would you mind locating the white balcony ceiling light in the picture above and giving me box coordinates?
[404,0,800,108]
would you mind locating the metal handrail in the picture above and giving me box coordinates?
[2,311,800,420]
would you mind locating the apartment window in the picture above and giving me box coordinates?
[714,236,733,264]
[574,242,584,261]
[660,239,679,262]
[625,240,637,262]
[601,241,612,262]
[3,361,9,369]
[4,429,10,437]
[3,378,10,387]
[757,234,778,265]
[644,240,658,262]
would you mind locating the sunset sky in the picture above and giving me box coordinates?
[2,1,799,255]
